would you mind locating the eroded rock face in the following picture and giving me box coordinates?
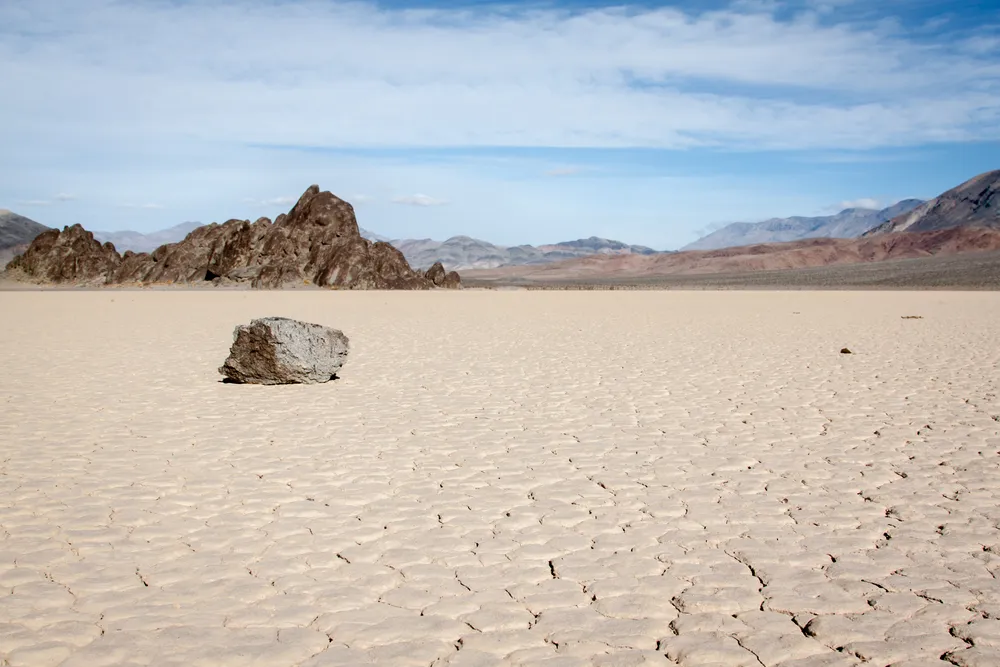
[6,186,462,290]
[219,317,349,385]
[6,224,122,284]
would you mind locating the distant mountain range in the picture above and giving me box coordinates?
[864,169,999,236]
[88,223,660,270]
[5,169,998,277]
[93,222,204,253]
[464,169,1000,285]
[0,210,50,267]
[683,200,925,251]
[388,235,660,270]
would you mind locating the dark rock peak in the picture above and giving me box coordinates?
[7,186,460,290]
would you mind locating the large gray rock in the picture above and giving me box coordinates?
[219,317,349,385]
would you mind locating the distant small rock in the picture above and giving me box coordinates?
[424,261,461,288]
[219,317,349,385]
[840,348,852,354]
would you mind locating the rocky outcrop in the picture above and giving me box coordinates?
[5,186,460,289]
[863,170,1000,236]
[6,224,122,285]
[424,261,461,288]
[219,317,349,385]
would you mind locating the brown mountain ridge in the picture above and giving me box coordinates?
[464,226,1000,284]
[864,169,1000,236]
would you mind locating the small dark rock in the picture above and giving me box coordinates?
[219,317,349,385]
[424,261,462,289]
[840,348,852,354]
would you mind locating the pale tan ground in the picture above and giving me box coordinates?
[2,290,1000,667]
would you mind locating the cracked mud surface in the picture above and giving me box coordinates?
[1,290,999,666]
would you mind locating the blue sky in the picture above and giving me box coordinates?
[1,0,998,249]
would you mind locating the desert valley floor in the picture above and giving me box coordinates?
[2,290,1000,667]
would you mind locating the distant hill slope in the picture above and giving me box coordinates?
[392,235,660,270]
[360,227,390,243]
[683,200,924,251]
[464,226,1000,285]
[863,169,1000,236]
[0,209,51,267]
[93,221,204,253]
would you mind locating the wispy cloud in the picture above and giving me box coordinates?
[836,197,881,210]
[1,0,998,151]
[120,203,164,210]
[391,194,449,207]
[17,193,76,206]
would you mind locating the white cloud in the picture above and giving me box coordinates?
[836,197,881,210]
[350,194,373,204]
[120,203,164,209]
[0,0,998,152]
[15,193,76,205]
[391,194,449,207]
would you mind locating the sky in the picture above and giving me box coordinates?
[1,0,999,250]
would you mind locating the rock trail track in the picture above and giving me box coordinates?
[0,290,999,666]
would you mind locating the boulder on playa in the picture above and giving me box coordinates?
[424,261,462,288]
[219,317,349,385]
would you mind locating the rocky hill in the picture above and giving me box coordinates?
[863,169,1000,236]
[683,200,924,251]
[393,235,660,270]
[6,186,460,289]
[0,210,50,267]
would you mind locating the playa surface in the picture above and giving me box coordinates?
[1,290,999,667]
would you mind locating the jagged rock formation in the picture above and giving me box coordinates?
[6,186,460,289]
[863,169,1000,236]
[219,317,349,385]
[6,224,121,285]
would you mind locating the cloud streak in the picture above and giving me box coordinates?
[1,0,998,152]
[836,197,881,210]
[391,194,449,207]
